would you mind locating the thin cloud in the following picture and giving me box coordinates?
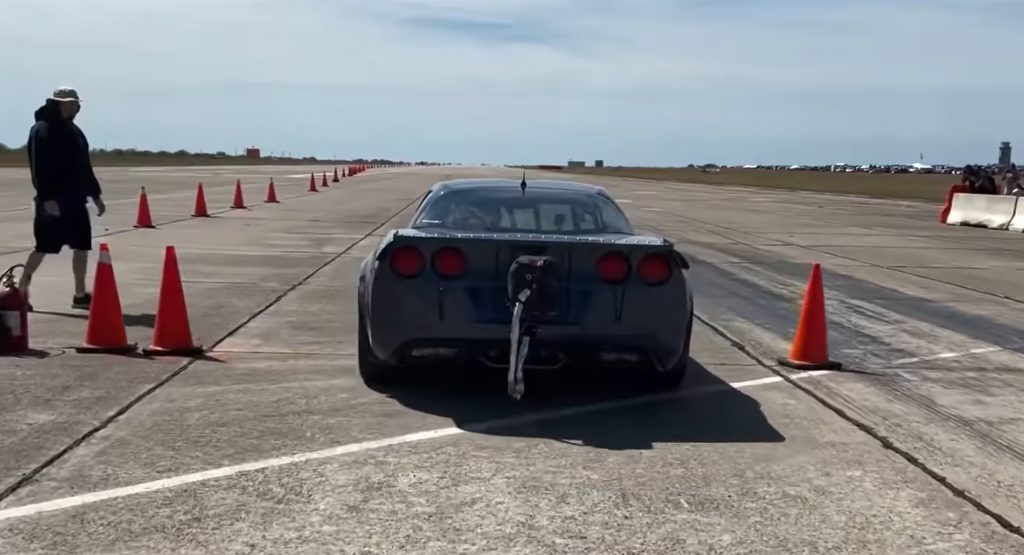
[0,0,1020,164]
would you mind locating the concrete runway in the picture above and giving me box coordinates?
[0,164,1023,553]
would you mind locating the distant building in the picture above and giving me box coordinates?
[567,160,585,168]
[245,147,261,159]
[594,160,604,168]
[999,141,1012,167]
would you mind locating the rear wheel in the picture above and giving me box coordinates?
[650,307,693,391]
[357,305,400,386]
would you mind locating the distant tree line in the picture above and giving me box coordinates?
[0,142,417,165]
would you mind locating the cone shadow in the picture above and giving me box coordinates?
[32,311,157,329]
[32,310,89,321]
[137,350,225,363]
[123,313,157,328]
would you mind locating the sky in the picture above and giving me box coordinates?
[1,0,1022,166]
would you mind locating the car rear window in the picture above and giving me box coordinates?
[412,187,634,234]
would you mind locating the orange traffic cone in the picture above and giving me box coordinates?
[231,179,246,209]
[778,263,842,370]
[134,187,155,228]
[265,178,279,203]
[76,243,137,354]
[342,167,348,178]
[192,182,209,217]
[332,167,340,182]
[143,246,203,356]
[321,171,329,188]
[308,172,318,192]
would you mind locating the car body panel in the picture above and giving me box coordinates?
[357,178,693,372]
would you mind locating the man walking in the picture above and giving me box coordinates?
[20,86,106,310]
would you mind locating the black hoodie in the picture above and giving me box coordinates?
[26,101,102,208]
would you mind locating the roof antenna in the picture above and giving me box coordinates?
[520,171,527,196]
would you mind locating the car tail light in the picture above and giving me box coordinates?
[638,253,672,285]
[390,245,424,277]
[432,246,466,278]
[595,251,630,283]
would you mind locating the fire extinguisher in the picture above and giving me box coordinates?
[0,264,29,353]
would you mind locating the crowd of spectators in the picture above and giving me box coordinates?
[961,164,1022,196]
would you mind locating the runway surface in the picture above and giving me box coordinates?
[1,164,1023,553]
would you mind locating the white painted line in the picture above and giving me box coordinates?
[617,199,634,203]
[890,345,1024,365]
[641,207,664,212]
[0,370,830,522]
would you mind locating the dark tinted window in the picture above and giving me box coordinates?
[412,187,633,234]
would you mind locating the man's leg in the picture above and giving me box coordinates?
[18,251,46,297]
[67,205,93,309]
[72,249,88,297]
[23,206,62,309]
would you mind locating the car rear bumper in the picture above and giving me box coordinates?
[362,263,693,371]
[366,310,691,372]
[387,335,678,372]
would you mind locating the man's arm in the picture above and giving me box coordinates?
[27,124,60,202]
[78,134,105,216]
[80,133,102,199]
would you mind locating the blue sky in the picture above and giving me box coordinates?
[2,0,1021,166]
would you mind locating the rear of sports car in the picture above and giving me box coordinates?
[359,230,694,381]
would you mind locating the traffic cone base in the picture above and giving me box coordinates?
[77,243,138,354]
[777,356,842,371]
[777,263,841,371]
[143,344,205,357]
[144,246,203,357]
[77,343,139,354]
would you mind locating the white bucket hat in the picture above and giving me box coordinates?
[49,86,81,102]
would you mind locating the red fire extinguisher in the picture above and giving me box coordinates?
[0,264,29,353]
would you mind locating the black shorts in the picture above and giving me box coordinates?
[33,204,92,254]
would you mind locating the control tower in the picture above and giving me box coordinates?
[999,141,1012,167]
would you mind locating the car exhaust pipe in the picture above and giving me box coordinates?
[408,347,459,359]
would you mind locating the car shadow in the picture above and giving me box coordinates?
[369,359,785,450]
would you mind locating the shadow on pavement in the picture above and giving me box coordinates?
[371,359,785,450]
[32,310,156,329]
[0,348,56,359]
[123,313,156,328]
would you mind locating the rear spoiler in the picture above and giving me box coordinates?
[670,249,690,270]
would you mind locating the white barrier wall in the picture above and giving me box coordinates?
[946,193,1018,230]
[1010,197,1024,232]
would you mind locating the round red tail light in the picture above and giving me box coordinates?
[432,246,467,278]
[638,253,672,285]
[389,245,424,277]
[595,251,630,284]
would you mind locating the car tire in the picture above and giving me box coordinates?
[357,304,399,386]
[650,307,693,391]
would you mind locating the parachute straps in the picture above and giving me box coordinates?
[508,288,532,400]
